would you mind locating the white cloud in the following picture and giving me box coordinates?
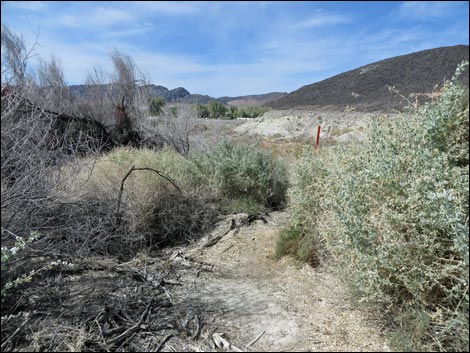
[131,1,201,15]
[100,26,154,39]
[57,7,136,28]
[398,1,461,19]
[295,10,351,29]
[8,1,46,11]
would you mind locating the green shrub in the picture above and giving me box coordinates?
[149,97,165,116]
[169,106,178,118]
[194,103,209,119]
[228,106,239,120]
[280,62,469,351]
[222,196,262,215]
[207,100,227,119]
[237,106,269,118]
[191,141,289,209]
[274,226,303,259]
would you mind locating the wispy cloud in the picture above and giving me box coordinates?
[100,25,154,39]
[132,1,201,15]
[295,10,351,29]
[397,1,462,19]
[57,7,136,28]
[8,1,46,11]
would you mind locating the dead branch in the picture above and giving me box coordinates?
[246,330,265,348]
[0,313,31,350]
[107,299,154,345]
[154,333,173,352]
[116,165,182,218]
[191,315,201,340]
[202,219,237,248]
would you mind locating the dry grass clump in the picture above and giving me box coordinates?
[257,137,310,159]
[57,147,218,250]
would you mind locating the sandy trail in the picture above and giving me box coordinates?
[170,211,390,352]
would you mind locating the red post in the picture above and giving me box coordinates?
[314,125,321,151]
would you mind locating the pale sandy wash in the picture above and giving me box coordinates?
[171,212,391,352]
[234,109,402,142]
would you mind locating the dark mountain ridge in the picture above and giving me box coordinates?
[267,45,469,111]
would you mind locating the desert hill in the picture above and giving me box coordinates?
[267,45,469,111]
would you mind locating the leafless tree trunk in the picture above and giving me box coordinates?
[142,104,197,155]
[81,50,151,146]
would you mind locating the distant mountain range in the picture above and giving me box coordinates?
[218,92,288,106]
[69,83,286,106]
[143,85,288,106]
[266,45,469,111]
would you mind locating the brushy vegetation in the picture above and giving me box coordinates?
[190,141,289,210]
[194,102,268,120]
[53,141,288,253]
[148,97,165,116]
[276,62,469,351]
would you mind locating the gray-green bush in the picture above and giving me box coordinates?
[149,97,165,116]
[191,141,289,210]
[278,62,469,351]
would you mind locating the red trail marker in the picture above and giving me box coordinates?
[314,125,321,151]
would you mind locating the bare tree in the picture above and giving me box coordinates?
[1,25,113,251]
[1,25,33,87]
[82,49,151,146]
[142,104,197,155]
[36,55,73,112]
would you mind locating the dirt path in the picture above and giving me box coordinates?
[170,211,390,352]
[4,211,391,352]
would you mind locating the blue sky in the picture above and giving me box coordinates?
[2,1,469,96]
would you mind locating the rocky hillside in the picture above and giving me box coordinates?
[218,92,287,106]
[145,85,215,104]
[267,45,469,112]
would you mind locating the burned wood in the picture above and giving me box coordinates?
[106,299,154,345]
[95,318,111,353]
[116,331,138,352]
[191,315,201,340]
[154,333,173,352]
[0,314,31,351]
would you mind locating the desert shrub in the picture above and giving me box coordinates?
[53,143,287,251]
[222,196,263,215]
[237,105,269,118]
[228,106,239,120]
[274,226,303,259]
[280,62,469,351]
[149,97,165,116]
[60,147,217,248]
[194,103,210,119]
[1,25,124,309]
[190,141,289,209]
[142,104,196,155]
[207,100,227,119]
